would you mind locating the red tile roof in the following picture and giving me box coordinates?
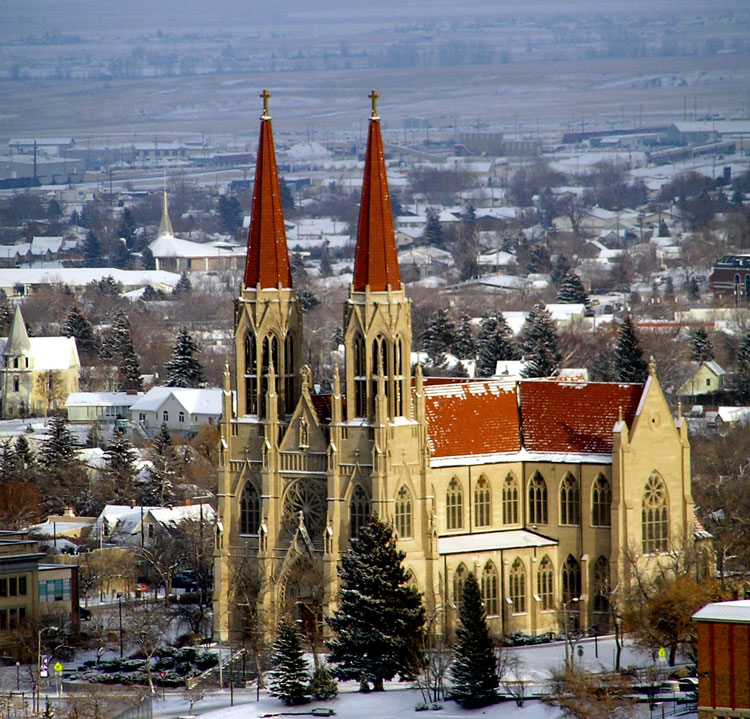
[352,118,401,292]
[519,380,642,454]
[243,117,293,289]
[424,381,521,458]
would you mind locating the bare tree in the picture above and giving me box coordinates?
[544,666,636,719]
[123,599,171,694]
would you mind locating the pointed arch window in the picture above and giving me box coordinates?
[562,555,581,603]
[474,476,491,528]
[284,334,295,414]
[12,376,19,393]
[453,563,468,607]
[503,473,519,525]
[593,555,610,615]
[537,556,554,610]
[642,473,669,554]
[240,482,260,535]
[353,333,366,418]
[528,473,547,525]
[244,333,257,415]
[560,474,580,526]
[393,336,404,417]
[259,334,278,418]
[509,558,526,614]
[371,335,390,418]
[446,477,463,530]
[395,485,412,539]
[592,475,612,527]
[481,562,499,616]
[350,485,370,539]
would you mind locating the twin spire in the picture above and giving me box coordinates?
[243,90,400,293]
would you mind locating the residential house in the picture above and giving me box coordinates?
[677,361,726,398]
[65,391,141,424]
[129,387,222,437]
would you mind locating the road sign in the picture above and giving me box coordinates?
[53,662,63,673]
[658,647,667,661]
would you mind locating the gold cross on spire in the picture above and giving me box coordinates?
[369,89,379,119]
[260,89,271,119]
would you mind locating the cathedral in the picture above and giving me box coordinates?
[213,91,703,642]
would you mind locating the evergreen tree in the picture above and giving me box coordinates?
[452,313,477,361]
[690,327,715,363]
[737,332,750,398]
[688,276,700,299]
[140,423,179,506]
[520,304,561,378]
[13,434,35,482]
[62,305,99,360]
[525,243,551,274]
[172,272,192,297]
[556,271,591,313]
[101,428,139,503]
[422,209,443,248]
[269,618,311,706]
[421,309,456,369]
[327,515,425,691]
[111,239,131,269]
[0,439,18,484]
[550,255,572,285]
[309,664,338,700]
[218,195,243,234]
[165,328,205,388]
[141,247,156,270]
[37,416,86,513]
[119,207,137,248]
[82,230,102,267]
[101,311,141,390]
[449,572,499,709]
[0,291,12,335]
[614,316,648,383]
[476,312,520,378]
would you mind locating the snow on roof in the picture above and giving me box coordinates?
[0,337,78,371]
[65,392,141,408]
[149,235,244,259]
[477,250,515,266]
[693,600,750,624]
[703,360,725,376]
[438,529,557,555]
[145,503,215,529]
[716,406,750,424]
[284,141,330,161]
[129,386,222,415]
[0,268,180,289]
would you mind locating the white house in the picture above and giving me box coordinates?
[65,391,142,423]
[129,387,222,436]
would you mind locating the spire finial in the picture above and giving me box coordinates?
[369,89,379,120]
[260,89,271,120]
[648,355,657,377]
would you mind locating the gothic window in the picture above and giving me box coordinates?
[503,473,519,524]
[12,377,18,393]
[528,473,547,525]
[446,477,463,530]
[510,558,526,614]
[453,563,468,607]
[162,410,169,422]
[481,562,499,616]
[395,485,412,538]
[284,334,295,414]
[240,482,260,535]
[244,333,257,415]
[592,475,612,527]
[282,478,327,537]
[350,485,370,538]
[593,555,610,614]
[354,333,366,418]
[561,555,581,603]
[642,473,669,554]
[393,336,404,417]
[178,411,185,423]
[537,556,554,610]
[12,358,18,369]
[560,474,580,526]
[474,476,491,527]
[371,335,390,417]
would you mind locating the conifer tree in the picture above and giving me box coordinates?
[520,304,561,378]
[101,428,139,502]
[453,313,477,361]
[37,416,86,513]
[102,311,141,390]
[62,305,99,360]
[614,316,648,383]
[82,230,102,267]
[140,423,179,506]
[476,312,519,378]
[449,572,499,708]
[119,207,137,248]
[0,439,18,484]
[13,434,35,482]
[690,327,715,363]
[737,332,750,398]
[421,309,456,369]
[556,270,591,313]
[422,209,443,247]
[0,291,12,335]
[269,618,311,706]
[326,515,425,691]
[550,254,572,285]
[309,664,338,700]
[172,272,192,297]
[165,328,205,388]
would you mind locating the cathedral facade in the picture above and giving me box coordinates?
[213,92,701,642]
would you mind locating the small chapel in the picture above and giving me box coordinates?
[213,91,704,642]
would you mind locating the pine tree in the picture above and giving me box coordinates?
[452,313,476,360]
[421,309,456,369]
[218,195,243,235]
[0,291,12,335]
[326,515,425,691]
[111,239,131,269]
[62,305,99,360]
[309,664,338,700]
[101,428,139,501]
[690,327,714,363]
[165,328,205,388]
[269,618,311,706]
[119,207,137,248]
[102,311,141,390]
[520,304,561,378]
[140,423,179,506]
[450,573,498,708]
[37,416,86,514]
[476,313,519,378]
[82,230,102,267]
[0,439,18,484]
[556,271,591,313]
[550,255,572,285]
[737,332,750,398]
[13,434,35,482]
[172,272,192,297]
[614,316,648,383]
[422,209,443,247]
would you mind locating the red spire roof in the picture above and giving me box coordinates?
[244,94,292,290]
[352,98,401,292]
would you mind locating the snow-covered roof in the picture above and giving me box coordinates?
[30,236,64,254]
[438,529,557,555]
[0,268,180,289]
[149,235,244,259]
[129,386,222,416]
[65,392,141,408]
[0,336,78,371]
[145,504,215,529]
[693,600,750,623]
[703,360,725,376]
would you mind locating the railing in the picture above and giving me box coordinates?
[279,452,327,473]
